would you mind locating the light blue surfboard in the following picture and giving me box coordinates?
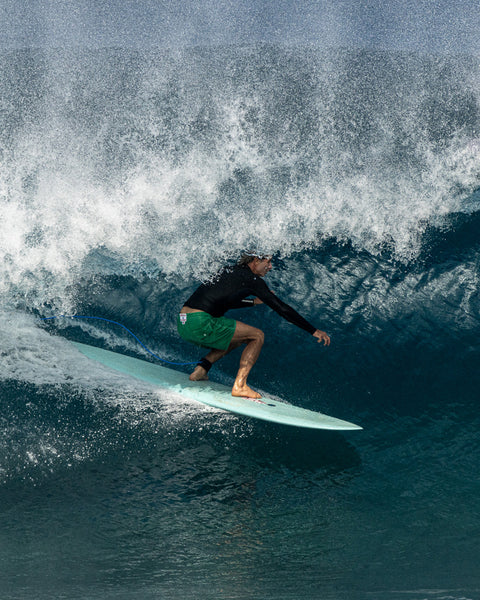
[72,342,362,431]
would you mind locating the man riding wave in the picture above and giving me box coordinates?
[177,252,330,399]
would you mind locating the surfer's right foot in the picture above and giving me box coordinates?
[189,366,209,381]
[232,384,261,399]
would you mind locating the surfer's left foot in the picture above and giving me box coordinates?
[189,366,209,381]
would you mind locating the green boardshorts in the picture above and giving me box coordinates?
[177,311,236,351]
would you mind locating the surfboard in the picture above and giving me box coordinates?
[72,342,362,431]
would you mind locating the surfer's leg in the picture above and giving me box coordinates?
[187,314,237,381]
[189,340,243,381]
[229,321,264,399]
[189,321,264,398]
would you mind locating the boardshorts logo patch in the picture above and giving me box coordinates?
[179,313,187,325]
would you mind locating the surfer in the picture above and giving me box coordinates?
[177,252,330,399]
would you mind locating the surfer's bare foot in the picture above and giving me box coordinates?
[189,366,209,381]
[231,384,261,399]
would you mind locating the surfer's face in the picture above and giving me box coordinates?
[252,257,272,277]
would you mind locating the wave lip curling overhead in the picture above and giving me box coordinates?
[1,47,479,311]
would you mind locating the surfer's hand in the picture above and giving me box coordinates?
[253,297,263,305]
[313,329,330,346]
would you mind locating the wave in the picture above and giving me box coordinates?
[1,46,479,312]
[1,46,480,481]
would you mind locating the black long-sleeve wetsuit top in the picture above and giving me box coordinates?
[184,264,316,335]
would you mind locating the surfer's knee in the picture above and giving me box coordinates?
[234,321,264,346]
[253,328,264,346]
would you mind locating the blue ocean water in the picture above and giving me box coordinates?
[1,46,480,599]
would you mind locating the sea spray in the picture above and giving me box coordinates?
[1,47,479,314]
